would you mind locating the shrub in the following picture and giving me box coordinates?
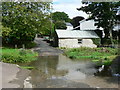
[24,42,37,49]
[1,49,38,63]
[64,47,118,66]
[55,21,67,29]
[92,38,101,45]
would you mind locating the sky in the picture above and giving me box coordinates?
[52,0,89,19]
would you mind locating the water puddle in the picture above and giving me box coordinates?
[19,54,119,88]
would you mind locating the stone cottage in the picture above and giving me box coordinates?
[54,30,99,48]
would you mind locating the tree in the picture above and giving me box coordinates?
[52,11,71,22]
[51,12,71,30]
[39,18,54,36]
[0,22,12,44]
[2,2,51,45]
[78,2,120,45]
[54,21,67,29]
[71,16,84,30]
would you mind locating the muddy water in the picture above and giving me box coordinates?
[20,54,119,88]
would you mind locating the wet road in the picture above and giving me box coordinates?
[21,54,119,88]
[1,38,119,88]
[33,38,63,56]
[21,38,119,88]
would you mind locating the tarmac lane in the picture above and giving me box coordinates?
[0,62,30,89]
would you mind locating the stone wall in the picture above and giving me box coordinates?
[59,39,97,48]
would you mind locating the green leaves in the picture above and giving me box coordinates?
[2,49,38,63]
[78,2,120,39]
[51,11,71,30]
[54,21,67,29]
[52,12,70,22]
[2,2,51,45]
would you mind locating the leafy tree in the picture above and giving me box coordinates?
[0,23,12,44]
[39,18,54,36]
[71,16,84,30]
[0,23,2,37]
[2,2,51,45]
[54,21,67,29]
[52,11,71,22]
[51,12,71,30]
[78,2,120,45]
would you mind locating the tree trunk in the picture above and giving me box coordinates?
[109,29,114,47]
[104,29,110,39]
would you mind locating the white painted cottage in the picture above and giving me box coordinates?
[55,30,99,48]
[79,19,103,31]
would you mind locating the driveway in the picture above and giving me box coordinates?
[33,38,63,56]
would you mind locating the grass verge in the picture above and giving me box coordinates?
[1,48,38,63]
[64,47,118,66]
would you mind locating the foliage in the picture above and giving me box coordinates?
[2,2,51,45]
[51,12,71,30]
[71,16,84,30]
[78,2,120,45]
[92,38,101,45]
[38,18,55,36]
[1,48,38,63]
[24,41,37,49]
[59,47,67,50]
[52,11,71,22]
[54,21,67,29]
[64,47,118,66]
[0,23,2,37]
[20,66,35,70]
[0,23,12,44]
[102,38,112,45]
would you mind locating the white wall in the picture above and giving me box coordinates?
[59,39,97,48]
[66,26,73,30]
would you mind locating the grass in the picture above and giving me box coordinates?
[20,66,35,70]
[64,47,118,66]
[1,48,38,63]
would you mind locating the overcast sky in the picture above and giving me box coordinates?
[52,0,89,19]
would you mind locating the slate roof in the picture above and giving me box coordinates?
[66,23,73,26]
[56,30,99,39]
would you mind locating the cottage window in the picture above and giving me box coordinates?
[78,39,82,44]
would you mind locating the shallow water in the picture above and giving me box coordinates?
[20,54,119,88]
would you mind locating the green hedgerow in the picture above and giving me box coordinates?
[64,47,118,66]
[1,48,38,63]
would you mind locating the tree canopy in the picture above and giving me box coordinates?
[2,2,51,45]
[51,11,71,29]
[78,2,120,45]
[78,2,120,38]
[71,16,84,30]
[52,11,71,22]
[54,21,67,29]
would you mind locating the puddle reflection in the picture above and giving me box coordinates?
[19,54,119,88]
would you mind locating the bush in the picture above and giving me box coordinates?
[55,21,67,29]
[24,42,37,49]
[92,38,101,45]
[64,47,118,66]
[1,49,38,63]
[2,41,37,49]
[1,24,12,44]
[102,38,112,45]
